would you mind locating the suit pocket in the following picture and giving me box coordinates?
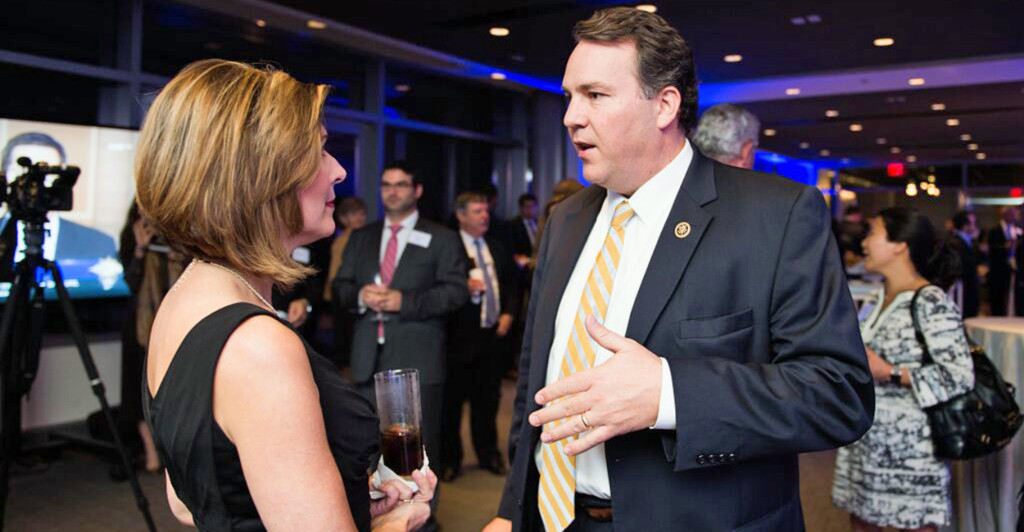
[675,308,753,339]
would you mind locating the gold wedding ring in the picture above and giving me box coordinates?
[580,412,592,429]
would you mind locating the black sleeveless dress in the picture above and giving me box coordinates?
[143,303,379,531]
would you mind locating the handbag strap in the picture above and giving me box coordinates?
[909,285,937,366]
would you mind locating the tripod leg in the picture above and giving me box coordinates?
[0,261,34,532]
[45,261,157,532]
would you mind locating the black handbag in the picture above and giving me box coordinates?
[910,287,1022,460]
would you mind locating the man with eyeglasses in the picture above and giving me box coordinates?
[334,161,468,530]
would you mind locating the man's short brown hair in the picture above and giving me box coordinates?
[134,59,328,288]
[455,192,488,212]
[573,7,699,131]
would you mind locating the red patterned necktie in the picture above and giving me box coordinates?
[378,224,402,341]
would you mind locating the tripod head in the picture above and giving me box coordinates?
[0,157,79,278]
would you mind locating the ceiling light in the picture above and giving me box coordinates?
[928,175,936,183]
[825,109,839,118]
[960,134,972,141]
[489,27,510,37]
[967,143,979,151]
[849,123,863,132]
[890,146,902,154]
[806,14,822,23]
[976,152,987,160]
[790,16,806,25]
[635,4,657,13]
[799,142,810,149]
[876,137,887,145]
[841,158,851,164]
[946,118,960,126]
[874,37,895,47]
[931,103,946,111]
[306,19,327,30]
[785,88,801,96]
[906,155,917,163]
[906,182,918,197]
[819,149,831,156]
[724,54,743,63]
[763,129,776,137]
[395,84,411,93]
[255,19,267,28]
[908,77,926,86]
[490,72,507,81]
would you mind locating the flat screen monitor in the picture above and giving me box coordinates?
[0,118,136,301]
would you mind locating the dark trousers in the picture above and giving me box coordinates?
[442,326,503,469]
[989,271,1011,316]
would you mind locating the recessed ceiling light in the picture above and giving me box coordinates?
[307,19,327,30]
[490,72,507,81]
[724,54,743,63]
[635,4,657,13]
[255,19,267,28]
[976,152,987,160]
[819,149,831,156]
[791,16,806,25]
[876,137,887,145]
[908,77,926,86]
[928,175,936,183]
[906,155,917,163]
[930,103,946,111]
[489,27,510,37]
[825,109,839,118]
[967,143,979,150]
[946,118,960,127]
[874,37,895,47]
[395,84,411,93]
[799,142,810,149]
[785,88,801,96]
[763,129,776,136]
[960,134,972,141]
[806,14,822,23]
[849,123,863,132]
[841,158,851,164]
[890,146,902,154]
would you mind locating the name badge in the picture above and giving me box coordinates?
[408,230,432,248]
[292,246,311,264]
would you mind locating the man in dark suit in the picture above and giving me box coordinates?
[334,161,468,523]
[949,210,981,317]
[442,192,520,481]
[484,8,873,532]
[985,206,1021,316]
[506,193,539,263]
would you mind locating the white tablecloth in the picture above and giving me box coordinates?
[952,318,1024,532]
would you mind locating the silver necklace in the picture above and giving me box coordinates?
[194,259,274,311]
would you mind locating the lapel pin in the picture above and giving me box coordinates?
[674,222,692,239]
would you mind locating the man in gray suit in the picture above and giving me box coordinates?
[334,161,467,526]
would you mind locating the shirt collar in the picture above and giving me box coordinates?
[459,229,483,246]
[388,210,419,232]
[606,141,693,227]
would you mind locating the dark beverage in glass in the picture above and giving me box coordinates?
[380,423,423,475]
[374,369,423,476]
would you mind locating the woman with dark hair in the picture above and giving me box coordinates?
[832,207,974,532]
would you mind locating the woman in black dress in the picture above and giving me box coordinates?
[135,59,435,531]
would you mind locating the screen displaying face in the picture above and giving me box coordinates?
[0,119,137,301]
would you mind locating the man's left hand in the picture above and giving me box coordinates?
[287,298,310,327]
[496,314,514,337]
[378,289,403,313]
[528,316,662,456]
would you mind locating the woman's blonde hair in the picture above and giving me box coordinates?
[134,59,328,288]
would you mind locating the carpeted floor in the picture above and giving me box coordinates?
[6,378,858,532]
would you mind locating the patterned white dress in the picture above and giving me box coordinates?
[832,285,974,529]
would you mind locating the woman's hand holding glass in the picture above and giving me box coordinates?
[370,468,438,532]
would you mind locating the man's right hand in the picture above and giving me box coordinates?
[481,517,511,532]
[360,284,384,311]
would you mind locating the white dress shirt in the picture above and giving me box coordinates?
[535,141,693,499]
[460,229,502,326]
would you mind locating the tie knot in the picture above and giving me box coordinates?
[390,224,403,234]
[611,201,635,229]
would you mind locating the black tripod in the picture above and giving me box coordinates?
[0,219,156,531]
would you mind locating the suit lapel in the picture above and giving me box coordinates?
[626,152,718,345]
[389,219,425,286]
[529,187,605,390]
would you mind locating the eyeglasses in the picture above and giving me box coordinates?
[380,182,414,190]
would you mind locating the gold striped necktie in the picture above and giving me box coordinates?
[538,200,635,532]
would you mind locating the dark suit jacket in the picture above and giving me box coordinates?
[949,234,980,317]
[986,225,1013,280]
[505,216,536,258]
[333,217,469,386]
[498,151,874,532]
[448,234,520,362]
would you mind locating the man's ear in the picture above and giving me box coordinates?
[415,184,424,200]
[655,85,682,131]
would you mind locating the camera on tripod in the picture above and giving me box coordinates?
[0,157,79,222]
